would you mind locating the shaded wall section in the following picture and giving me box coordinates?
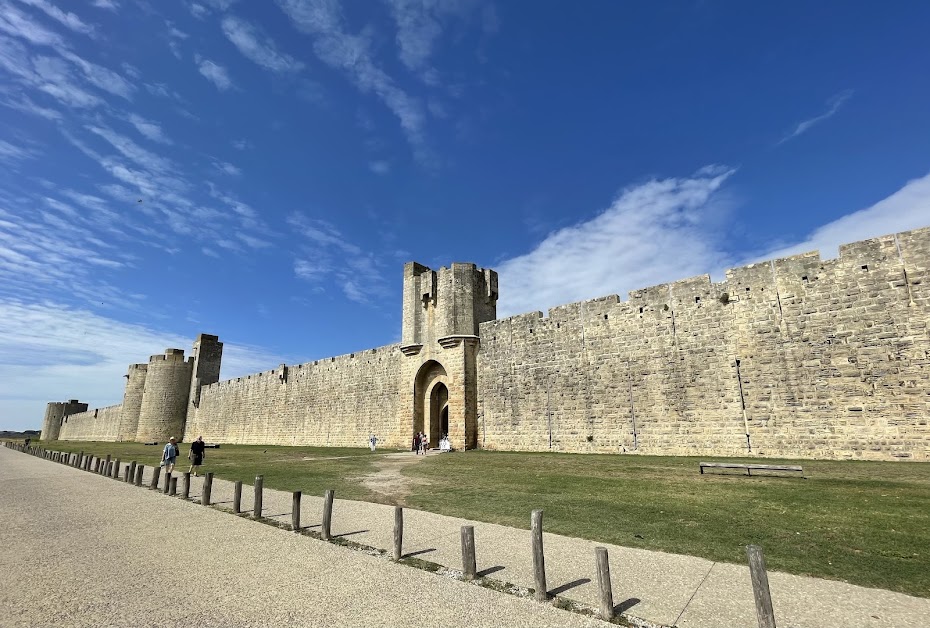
[185,345,405,447]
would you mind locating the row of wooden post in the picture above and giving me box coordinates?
[6,441,779,627]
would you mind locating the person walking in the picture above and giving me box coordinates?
[368,433,378,452]
[188,435,206,476]
[162,437,179,473]
[418,432,427,455]
[412,432,419,454]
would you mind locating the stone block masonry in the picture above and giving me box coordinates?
[44,227,930,460]
[476,228,930,460]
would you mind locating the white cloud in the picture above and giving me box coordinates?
[196,57,233,90]
[231,138,251,150]
[276,0,431,165]
[0,1,66,47]
[213,160,241,176]
[778,90,853,145]
[126,113,171,144]
[0,300,285,430]
[15,0,96,37]
[221,15,304,74]
[92,0,118,9]
[386,0,442,74]
[759,171,930,260]
[495,166,930,318]
[496,167,736,316]
[369,160,390,174]
[0,138,39,162]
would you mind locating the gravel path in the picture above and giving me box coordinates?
[0,447,605,628]
[5,445,930,628]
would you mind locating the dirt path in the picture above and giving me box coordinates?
[359,451,432,504]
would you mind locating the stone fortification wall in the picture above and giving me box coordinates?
[135,350,193,443]
[57,404,122,441]
[477,228,930,460]
[185,344,405,447]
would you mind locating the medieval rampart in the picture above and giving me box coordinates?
[57,404,122,442]
[42,227,929,460]
[184,344,405,447]
[476,228,930,460]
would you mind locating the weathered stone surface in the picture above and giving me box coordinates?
[44,227,930,460]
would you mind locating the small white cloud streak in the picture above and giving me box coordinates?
[15,0,96,37]
[778,89,853,145]
[197,58,233,90]
[126,114,171,144]
[221,15,304,74]
[276,0,430,164]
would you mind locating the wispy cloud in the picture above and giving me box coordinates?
[213,160,241,176]
[276,0,431,165]
[0,138,40,162]
[0,300,285,429]
[91,0,119,10]
[221,14,304,74]
[126,113,171,144]
[496,166,736,316]
[196,56,233,90]
[288,212,386,303]
[495,166,930,318]
[369,160,390,174]
[778,89,853,145]
[759,170,930,260]
[15,0,96,37]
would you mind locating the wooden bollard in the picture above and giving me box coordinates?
[113,459,121,479]
[104,455,111,475]
[201,473,213,506]
[393,506,403,560]
[746,545,777,628]
[595,547,615,620]
[292,491,301,531]
[322,489,334,541]
[461,525,477,580]
[169,477,177,496]
[124,466,131,482]
[95,458,101,473]
[78,451,84,467]
[127,461,136,483]
[182,472,191,499]
[163,470,172,493]
[150,466,161,489]
[134,465,144,486]
[531,509,548,601]
[253,475,263,518]
[233,481,242,514]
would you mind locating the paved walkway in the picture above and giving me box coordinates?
[5,446,929,627]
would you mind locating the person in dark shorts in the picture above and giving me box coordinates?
[188,435,206,476]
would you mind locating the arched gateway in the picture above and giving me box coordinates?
[413,360,449,448]
[400,262,499,451]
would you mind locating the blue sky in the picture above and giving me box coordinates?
[1,0,929,430]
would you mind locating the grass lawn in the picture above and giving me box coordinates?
[28,440,930,598]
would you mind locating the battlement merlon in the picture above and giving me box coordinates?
[402,262,498,349]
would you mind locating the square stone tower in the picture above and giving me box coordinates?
[400,262,498,450]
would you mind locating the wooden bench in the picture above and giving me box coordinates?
[699,461,804,478]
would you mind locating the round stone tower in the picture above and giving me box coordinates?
[41,402,66,441]
[135,349,194,443]
[41,399,89,441]
[117,363,148,441]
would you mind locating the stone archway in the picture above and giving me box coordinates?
[430,382,449,446]
[413,360,448,449]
